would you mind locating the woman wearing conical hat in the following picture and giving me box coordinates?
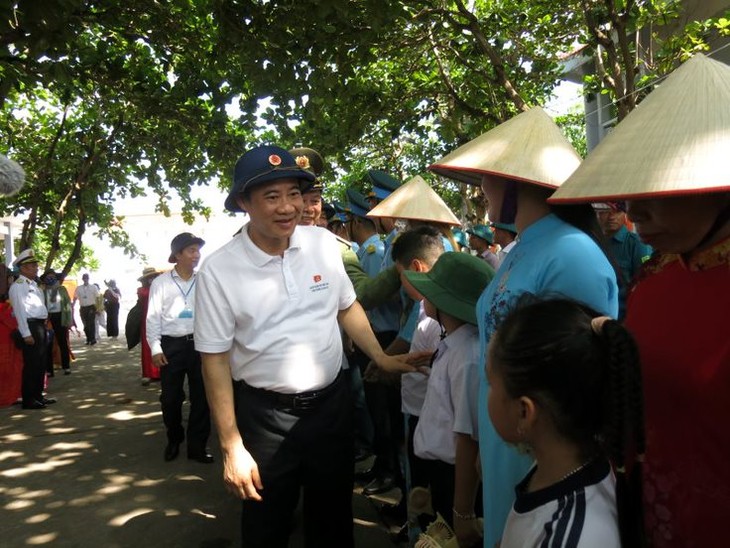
[430,107,620,548]
[367,174,461,253]
[551,53,730,548]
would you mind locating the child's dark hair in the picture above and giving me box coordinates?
[491,296,645,547]
[391,226,444,267]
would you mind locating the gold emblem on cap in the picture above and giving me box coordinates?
[269,154,282,166]
[295,155,311,170]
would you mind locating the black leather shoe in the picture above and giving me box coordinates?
[64,369,71,375]
[188,449,214,464]
[22,400,46,410]
[164,442,180,462]
[41,397,57,405]
[363,474,396,496]
[355,450,372,463]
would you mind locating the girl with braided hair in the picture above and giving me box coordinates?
[487,298,645,548]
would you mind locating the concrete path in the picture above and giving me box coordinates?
[0,335,404,547]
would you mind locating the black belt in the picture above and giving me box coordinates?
[234,369,343,411]
[162,334,194,341]
[28,318,47,324]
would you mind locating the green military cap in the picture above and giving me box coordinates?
[289,147,325,191]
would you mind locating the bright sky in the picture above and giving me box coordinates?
[85,183,245,312]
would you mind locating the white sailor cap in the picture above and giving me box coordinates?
[13,249,39,267]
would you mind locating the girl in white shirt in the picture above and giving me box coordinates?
[487,297,645,548]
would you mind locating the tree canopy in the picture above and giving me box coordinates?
[0,0,727,272]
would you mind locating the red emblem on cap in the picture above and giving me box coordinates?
[313,275,322,283]
[269,154,282,166]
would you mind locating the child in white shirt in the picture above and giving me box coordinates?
[487,297,645,547]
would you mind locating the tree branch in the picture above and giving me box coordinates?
[451,0,528,112]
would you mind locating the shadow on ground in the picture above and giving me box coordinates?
[0,336,402,547]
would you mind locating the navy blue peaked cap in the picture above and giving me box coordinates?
[345,188,371,218]
[367,169,401,200]
[225,145,316,212]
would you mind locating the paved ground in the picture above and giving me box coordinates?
[0,335,405,547]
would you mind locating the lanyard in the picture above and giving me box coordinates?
[170,271,195,306]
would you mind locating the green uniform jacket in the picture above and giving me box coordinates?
[339,239,400,310]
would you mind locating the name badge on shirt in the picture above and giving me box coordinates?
[178,308,193,319]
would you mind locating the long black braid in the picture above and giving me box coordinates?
[491,296,645,547]
[600,320,646,548]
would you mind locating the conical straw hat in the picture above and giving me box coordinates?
[551,54,730,203]
[367,175,461,226]
[429,107,582,188]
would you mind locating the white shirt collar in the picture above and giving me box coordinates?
[241,223,303,267]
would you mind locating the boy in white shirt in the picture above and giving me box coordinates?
[403,252,494,530]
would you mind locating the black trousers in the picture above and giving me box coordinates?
[22,319,47,405]
[159,336,210,453]
[47,312,70,371]
[80,305,96,343]
[424,459,456,529]
[352,330,402,478]
[105,303,120,337]
[234,372,354,548]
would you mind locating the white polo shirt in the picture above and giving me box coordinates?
[146,269,197,356]
[74,283,99,307]
[414,323,480,464]
[194,224,356,394]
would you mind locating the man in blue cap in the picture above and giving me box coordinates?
[346,188,384,278]
[194,145,418,548]
[146,232,212,464]
[366,169,402,266]
[466,224,500,270]
[357,171,407,497]
[490,221,518,265]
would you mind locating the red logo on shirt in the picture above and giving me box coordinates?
[313,275,322,283]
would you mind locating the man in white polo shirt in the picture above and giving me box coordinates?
[146,232,212,464]
[195,145,417,548]
[73,272,99,345]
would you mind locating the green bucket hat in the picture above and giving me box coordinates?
[404,252,495,325]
